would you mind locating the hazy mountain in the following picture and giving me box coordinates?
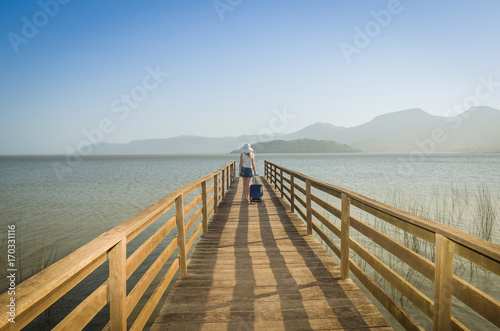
[83,106,500,155]
[284,122,347,141]
[283,106,500,152]
[87,134,280,155]
[230,139,359,153]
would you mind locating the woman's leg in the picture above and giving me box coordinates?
[242,177,250,200]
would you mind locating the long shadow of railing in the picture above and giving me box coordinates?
[260,178,371,329]
[264,160,500,331]
[0,161,236,330]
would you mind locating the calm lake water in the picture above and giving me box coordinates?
[1,153,499,329]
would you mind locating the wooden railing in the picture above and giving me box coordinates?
[0,161,236,331]
[265,160,500,331]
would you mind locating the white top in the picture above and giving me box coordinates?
[241,152,253,168]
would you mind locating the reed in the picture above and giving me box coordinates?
[314,182,499,329]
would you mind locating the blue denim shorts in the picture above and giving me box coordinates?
[240,167,253,178]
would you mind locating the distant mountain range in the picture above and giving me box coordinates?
[230,139,360,153]
[85,106,500,154]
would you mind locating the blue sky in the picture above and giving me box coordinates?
[1,0,500,154]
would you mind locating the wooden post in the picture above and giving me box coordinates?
[290,173,295,213]
[280,168,284,198]
[306,179,312,235]
[341,193,351,279]
[226,166,229,190]
[222,169,226,199]
[274,167,278,190]
[201,180,208,235]
[433,234,455,331]
[109,239,127,331]
[176,194,187,276]
[213,174,218,213]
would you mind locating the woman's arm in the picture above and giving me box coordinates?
[239,153,243,174]
[251,154,258,176]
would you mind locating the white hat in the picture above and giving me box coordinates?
[241,143,254,153]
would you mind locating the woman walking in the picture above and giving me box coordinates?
[239,143,258,202]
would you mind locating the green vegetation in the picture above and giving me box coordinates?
[232,138,360,153]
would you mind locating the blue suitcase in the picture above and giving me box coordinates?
[250,177,263,202]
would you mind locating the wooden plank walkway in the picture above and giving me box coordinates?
[151,177,392,330]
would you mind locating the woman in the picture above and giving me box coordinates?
[239,143,258,202]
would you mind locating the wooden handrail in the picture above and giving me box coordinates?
[0,161,235,331]
[264,160,500,331]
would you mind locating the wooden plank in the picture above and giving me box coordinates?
[153,177,391,331]
[311,208,341,239]
[126,240,178,317]
[452,275,500,328]
[311,180,342,199]
[202,180,208,234]
[350,198,436,244]
[126,216,176,278]
[280,168,284,198]
[311,222,341,258]
[176,195,187,276]
[433,234,454,331]
[349,261,423,331]
[349,238,434,318]
[183,194,202,216]
[0,162,236,330]
[341,193,351,279]
[53,281,108,331]
[185,208,203,234]
[109,239,127,331]
[454,243,500,276]
[306,179,312,235]
[295,194,307,209]
[294,181,306,195]
[350,216,435,281]
[213,174,218,213]
[311,193,341,220]
[186,223,203,252]
[130,260,180,331]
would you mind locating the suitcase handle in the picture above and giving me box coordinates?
[252,176,260,185]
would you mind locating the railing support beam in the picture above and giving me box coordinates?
[222,169,226,199]
[109,239,127,331]
[433,234,455,331]
[201,180,208,235]
[176,194,187,276]
[280,168,284,198]
[213,174,218,213]
[341,193,351,279]
[306,179,312,235]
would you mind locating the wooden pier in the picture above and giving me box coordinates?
[151,178,391,330]
[1,160,499,331]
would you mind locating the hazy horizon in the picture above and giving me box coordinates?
[2,1,500,154]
